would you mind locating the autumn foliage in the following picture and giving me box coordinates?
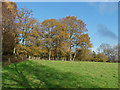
[2,1,111,62]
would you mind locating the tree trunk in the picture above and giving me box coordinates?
[22,56,23,61]
[29,56,31,59]
[49,48,51,60]
[70,46,72,61]
[8,57,11,63]
[65,57,66,61]
[57,51,59,60]
[73,52,76,61]
[13,47,16,55]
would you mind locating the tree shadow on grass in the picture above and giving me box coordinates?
[2,63,32,88]
[2,60,100,88]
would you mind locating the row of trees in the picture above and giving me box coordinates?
[2,1,119,62]
[73,43,119,62]
[2,1,18,62]
[97,43,119,62]
[2,1,92,61]
[16,9,91,61]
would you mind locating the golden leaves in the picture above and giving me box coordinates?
[3,2,92,60]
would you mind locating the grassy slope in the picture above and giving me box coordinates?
[2,60,118,88]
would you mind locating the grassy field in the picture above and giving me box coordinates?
[2,60,118,88]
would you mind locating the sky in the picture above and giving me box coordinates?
[15,2,118,52]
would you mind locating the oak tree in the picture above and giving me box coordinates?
[60,16,88,61]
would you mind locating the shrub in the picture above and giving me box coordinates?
[95,53,108,62]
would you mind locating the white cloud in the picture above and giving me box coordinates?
[88,2,118,14]
[99,3,117,13]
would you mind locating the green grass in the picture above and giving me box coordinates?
[2,60,119,88]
